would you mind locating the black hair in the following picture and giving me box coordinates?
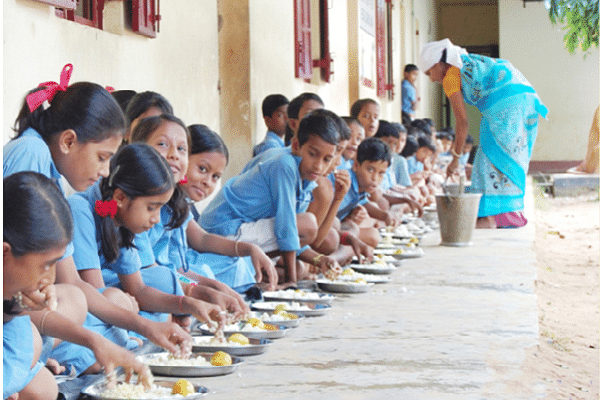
[4,171,73,257]
[404,64,419,73]
[440,48,448,64]
[98,144,174,264]
[423,118,435,128]
[14,82,125,143]
[350,98,379,119]
[465,134,474,145]
[356,137,392,166]
[342,116,361,128]
[316,109,351,141]
[287,92,324,120]
[441,126,455,136]
[285,93,325,146]
[417,134,437,152]
[400,135,419,158]
[262,94,289,118]
[374,120,399,139]
[390,122,407,135]
[112,90,138,113]
[125,91,174,128]
[411,119,432,137]
[188,124,229,163]
[130,115,191,230]
[406,124,424,138]
[296,109,340,147]
[436,131,449,141]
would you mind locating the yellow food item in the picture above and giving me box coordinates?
[342,268,355,276]
[355,278,367,284]
[394,249,404,255]
[274,304,287,314]
[211,351,232,366]
[172,379,195,396]
[283,312,299,320]
[246,318,265,329]
[228,333,249,345]
[263,323,279,331]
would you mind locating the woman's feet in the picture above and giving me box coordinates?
[475,216,497,229]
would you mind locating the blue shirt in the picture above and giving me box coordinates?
[243,146,289,173]
[252,131,285,157]
[401,79,417,115]
[135,205,193,271]
[406,155,424,174]
[392,154,411,187]
[380,167,396,191]
[4,128,74,260]
[336,169,370,221]
[339,157,353,171]
[68,183,142,288]
[201,150,317,252]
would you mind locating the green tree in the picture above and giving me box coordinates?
[547,0,599,55]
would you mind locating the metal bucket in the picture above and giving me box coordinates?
[434,193,482,247]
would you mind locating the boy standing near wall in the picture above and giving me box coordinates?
[401,64,420,123]
[253,94,289,157]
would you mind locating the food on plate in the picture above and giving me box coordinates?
[246,318,265,329]
[100,382,174,398]
[142,353,211,367]
[172,379,195,396]
[274,304,287,314]
[228,333,250,345]
[210,351,232,366]
[354,278,367,284]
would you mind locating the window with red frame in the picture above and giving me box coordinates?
[376,0,394,99]
[55,0,104,30]
[129,0,160,38]
[294,0,312,80]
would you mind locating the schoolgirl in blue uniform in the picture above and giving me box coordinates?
[181,124,260,293]
[69,143,225,334]
[4,172,152,399]
[4,65,187,376]
[130,115,274,313]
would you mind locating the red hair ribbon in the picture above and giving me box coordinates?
[179,176,188,185]
[105,86,115,93]
[26,64,73,112]
[95,200,118,218]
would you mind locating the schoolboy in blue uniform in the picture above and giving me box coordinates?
[337,137,394,226]
[401,64,419,122]
[201,111,340,284]
[252,94,289,157]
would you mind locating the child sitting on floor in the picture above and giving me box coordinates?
[201,110,342,285]
[350,98,380,138]
[253,94,289,157]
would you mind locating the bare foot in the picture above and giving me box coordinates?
[476,216,497,229]
[567,165,596,174]
[45,358,66,375]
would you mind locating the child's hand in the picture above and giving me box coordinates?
[90,335,154,390]
[333,169,351,202]
[314,255,342,275]
[349,205,368,225]
[143,321,192,358]
[248,244,277,292]
[346,234,374,264]
[18,284,57,312]
[184,297,227,330]
[384,211,401,227]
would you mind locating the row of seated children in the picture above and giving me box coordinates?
[2,65,293,398]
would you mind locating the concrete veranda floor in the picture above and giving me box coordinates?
[64,183,545,400]
[148,186,545,400]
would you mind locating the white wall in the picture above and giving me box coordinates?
[3,0,220,144]
[499,0,599,162]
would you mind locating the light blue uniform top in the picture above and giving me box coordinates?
[401,79,417,115]
[380,167,397,191]
[391,153,411,187]
[336,169,370,221]
[201,150,317,252]
[68,182,142,288]
[406,155,424,175]
[252,131,285,157]
[243,145,289,173]
[3,127,74,260]
[339,156,353,171]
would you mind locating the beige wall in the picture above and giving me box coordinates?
[438,0,498,46]
[3,0,220,145]
[499,0,599,162]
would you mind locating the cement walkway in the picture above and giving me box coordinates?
[171,188,546,399]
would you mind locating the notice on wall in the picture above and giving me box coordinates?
[359,0,375,88]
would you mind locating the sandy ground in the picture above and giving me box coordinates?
[522,190,599,399]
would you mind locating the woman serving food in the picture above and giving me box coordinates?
[420,39,548,228]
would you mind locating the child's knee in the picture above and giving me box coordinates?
[30,321,42,369]
[297,213,318,244]
[55,283,88,325]
[103,287,138,312]
[360,227,380,248]
[19,367,58,400]
[313,228,339,255]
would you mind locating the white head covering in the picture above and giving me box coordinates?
[419,38,468,72]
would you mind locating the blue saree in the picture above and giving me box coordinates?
[460,53,548,217]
